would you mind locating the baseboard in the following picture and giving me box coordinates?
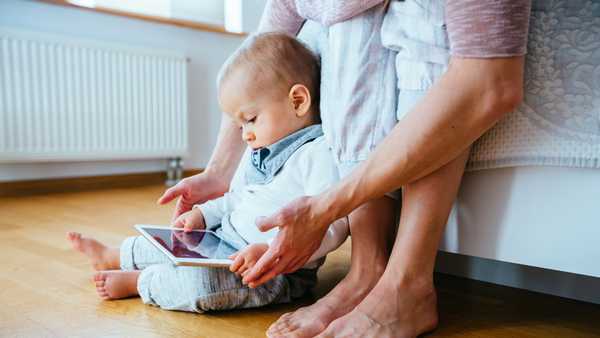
[0,169,203,197]
[435,251,600,305]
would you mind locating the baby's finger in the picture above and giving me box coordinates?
[243,259,257,271]
[248,256,290,288]
[172,216,185,228]
[229,255,244,273]
[171,232,182,244]
[242,247,279,284]
[237,264,248,276]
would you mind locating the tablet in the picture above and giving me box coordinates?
[135,225,236,267]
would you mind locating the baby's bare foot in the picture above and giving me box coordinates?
[93,270,140,300]
[67,232,120,270]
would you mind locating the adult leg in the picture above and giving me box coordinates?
[269,3,402,336]
[268,195,397,337]
[319,148,470,338]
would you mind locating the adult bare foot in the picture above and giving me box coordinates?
[67,232,120,270]
[267,268,382,338]
[93,270,141,300]
[268,196,396,338]
[317,276,438,338]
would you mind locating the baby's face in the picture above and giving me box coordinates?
[219,72,309,149]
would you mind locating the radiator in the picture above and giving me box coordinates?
[0,27,188,162]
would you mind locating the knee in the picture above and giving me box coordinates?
[140,266,289,312]
[138,264,211,312]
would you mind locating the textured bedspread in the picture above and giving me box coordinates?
[467,0,600,171]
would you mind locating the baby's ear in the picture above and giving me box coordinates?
[288,84,311,117]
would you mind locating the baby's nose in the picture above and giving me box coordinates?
[243,131,256,142]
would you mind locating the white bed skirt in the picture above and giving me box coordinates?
[442,165,600,278]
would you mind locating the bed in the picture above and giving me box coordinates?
[439,166,600,305]
[437,0,600,304]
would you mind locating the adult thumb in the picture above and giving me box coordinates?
[255,215,279,232]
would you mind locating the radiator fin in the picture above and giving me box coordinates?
[0,29,188,162]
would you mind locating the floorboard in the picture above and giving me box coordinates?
[1,185,598,337]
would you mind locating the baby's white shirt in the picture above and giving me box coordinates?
[196,136,349,265]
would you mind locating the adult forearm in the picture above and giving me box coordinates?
[322,57,525,219]
[204,115,246,189]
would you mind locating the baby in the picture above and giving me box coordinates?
[67,32,348,313]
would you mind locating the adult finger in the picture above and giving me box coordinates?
[156,184,184,205]
[255,214,282,232]
[172,198,193,222]
[242,246,280,284]
[248,255,292,288]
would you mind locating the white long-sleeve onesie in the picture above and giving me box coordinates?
[195,136,349,266]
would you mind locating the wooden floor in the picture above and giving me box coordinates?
[1,184,599,338]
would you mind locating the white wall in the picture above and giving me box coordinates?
[224,0,267,34]
[170,0,225,26]
[0,0,264,182]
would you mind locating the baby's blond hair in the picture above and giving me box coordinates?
[217,32,320,114]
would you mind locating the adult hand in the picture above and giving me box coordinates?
[242,195,334,288]
[157,170,228,221]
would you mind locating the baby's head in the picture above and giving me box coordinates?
[217,32,320,149]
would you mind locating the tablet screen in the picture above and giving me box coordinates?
[142,228,238,260]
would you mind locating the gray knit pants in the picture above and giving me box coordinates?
[120,235,318,313]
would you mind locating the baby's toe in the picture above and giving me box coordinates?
[93,272,107,283]
[67,232,81,241]
[96,286,109,298]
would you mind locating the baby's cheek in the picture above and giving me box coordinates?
[264,127,282,145]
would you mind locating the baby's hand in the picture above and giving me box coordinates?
[172,208,206,232]
[229,243,269,279]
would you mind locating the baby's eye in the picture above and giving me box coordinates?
[247,117,256,124]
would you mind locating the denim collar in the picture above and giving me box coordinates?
[245,124,323,185]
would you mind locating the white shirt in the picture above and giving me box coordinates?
[196,136,349,265]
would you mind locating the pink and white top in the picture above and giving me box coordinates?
[259,0,532,58]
